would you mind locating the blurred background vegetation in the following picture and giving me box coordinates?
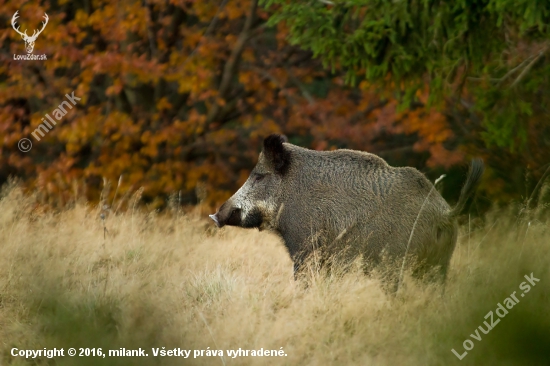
[1,0,549,210]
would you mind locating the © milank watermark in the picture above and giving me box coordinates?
[451,272,540,360]
[18,92,81,153]
[11,10,48,60]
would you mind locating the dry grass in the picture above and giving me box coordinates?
[0,184,549,366]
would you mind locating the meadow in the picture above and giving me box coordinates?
[0,183,549,366]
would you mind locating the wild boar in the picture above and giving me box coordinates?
[210,134,484,280]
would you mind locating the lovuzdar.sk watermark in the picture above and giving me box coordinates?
[14,54,47,61]
[451,272,540,360]
[11,10,48,60]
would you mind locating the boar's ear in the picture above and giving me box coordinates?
[263,134,290,175]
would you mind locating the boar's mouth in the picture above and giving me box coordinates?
[241,208,263,229]
[209,207,263,229]
[209,207,242,228]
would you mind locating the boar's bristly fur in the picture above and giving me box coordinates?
[210,134,484,281]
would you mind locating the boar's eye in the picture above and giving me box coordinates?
[253,173,266,183]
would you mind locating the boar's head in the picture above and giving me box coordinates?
[209,134,290,230]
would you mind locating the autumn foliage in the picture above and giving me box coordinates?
[1,0,547,209]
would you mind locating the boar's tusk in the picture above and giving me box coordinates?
[209,214,220,227]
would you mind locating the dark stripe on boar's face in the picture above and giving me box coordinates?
[241,208,263,228]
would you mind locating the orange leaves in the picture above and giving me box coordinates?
[74,9,89,28]
[88,5,126,41]
[424,144,464,168]
[399,96,464,168]
[156,97,172,111]
[83,2,148,42]
[1,0,471,210]
[105,78,124,96]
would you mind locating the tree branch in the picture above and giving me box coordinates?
[143,0,158,59]
[285,66,314,105]
[159,6,187,64]
[218,0,258,98]
[245,64,298,105]
[509,44,549,89]
[467,44,549,88]
[181,0,229,68]
[206,0,258,124]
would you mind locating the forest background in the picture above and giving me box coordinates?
[2,0,549,211]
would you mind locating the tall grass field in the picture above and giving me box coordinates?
[0,184,549,365]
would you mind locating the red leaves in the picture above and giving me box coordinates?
[1,0,466,209]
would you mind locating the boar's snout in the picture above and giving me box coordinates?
[209,203,242,228]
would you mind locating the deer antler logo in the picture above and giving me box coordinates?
[11,11,49,54]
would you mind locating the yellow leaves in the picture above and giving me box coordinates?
[156,97,172,111]
[80,2,146,42]
[141,144,159,158]
[74,9,89,28]
[123,2,148,35]
[140,130,152,145]
[225,34,238,44]
[166,52,215,95]
[239,70,255,86]
[194,1,220,21]
[88,5,124,41]
[359,80,370,90]
[106,79,124,96]
[224,1,247,20]
[1,0,483,210]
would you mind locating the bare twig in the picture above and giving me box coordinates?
[468,214,471,262]
[143,0,158,58]
[397,174,446,293]
[495,54,535,87]
[466,76,502,82]
[526,164,550,210]
[472,219,498,254]
[518,221,531,261]
[509,44,549,88]
[466,44,548,87]
[111,175,123,211]
[198,311,226,366]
